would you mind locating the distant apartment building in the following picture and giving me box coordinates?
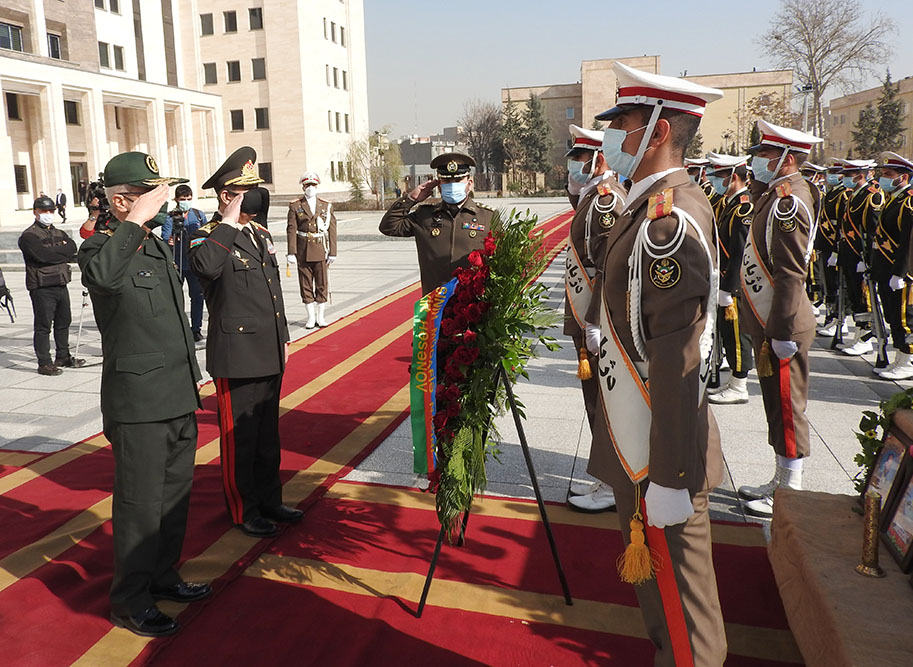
[179,1,369,197]
[503,56,794,170]
[0,0,224,225]
[826,75,913,159]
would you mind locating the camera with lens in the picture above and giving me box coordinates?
[85,179,111,232]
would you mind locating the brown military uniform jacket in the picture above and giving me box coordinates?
[740,173,821,341]
[564,175,627,337]
[286,197,337,262]
[379,194,492,295]
[586,169,723,494]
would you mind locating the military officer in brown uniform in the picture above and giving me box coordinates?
[738,120,822,517]
[287,171,337,329]
[705,153,755,405]
[379,153,492,295]
[815,160,849,337]
[586,62,727,666]
[190,147,299,538]
[871,153,913,380]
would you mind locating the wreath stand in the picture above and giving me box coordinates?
[415,365,573,617]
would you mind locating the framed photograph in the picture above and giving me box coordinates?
[863,432,910,529]
[881,472,913,572]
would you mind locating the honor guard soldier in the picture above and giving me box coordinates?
[379,153,492,295]
[838,159,884,356]
[287,171,337,329]
[190,147,300,538]
[77,152,211,637]
[816,160,849,337]
[800,162,828,313]
[800,162,827,192]
[705,153,755,405]
[738,120,823,517]
[562,124,626,513]
[586,61,727,665]
[871,153,913,380]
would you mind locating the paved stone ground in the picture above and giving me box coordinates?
[0,197,897,529]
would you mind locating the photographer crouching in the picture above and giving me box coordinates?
[162,185,207,342]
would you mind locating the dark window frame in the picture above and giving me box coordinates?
[0,22,24,52]
[203,62,217,84]
[98,41,110,68]
[14,165,29,194]
[229,109,244,131]
[226,60,241,82]
[47,33,62,59]
[258,162,273,184]
[249,7,263,30]
[64,100,80,126]
[255,107,269,130]
[251,57,266,81]
[6,92,21,121]
[113,45,124,71]
[200,13,213,36]
[223,10,237,33]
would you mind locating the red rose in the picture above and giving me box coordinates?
[441,318,457,336]
[457,271,473,286]
[479,301,491,313]
[483,235,496,256]
[445,366,464,382]
[452,345,479,366]
[468,250,483,267]
[462,330,477,344]
[465,303,483,323]
[444,384,461,401]
[454,315,468,330]
[445,401,460,417]
[455,287,473,304]
[433,412,448,430]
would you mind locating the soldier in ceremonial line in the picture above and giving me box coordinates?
[287,171,337,329]
[379,153,492,295]
[870,153,913,380]
[815,160,849,338]
[586,61,727,665]
[800,162,827,315]
[78,152,210,637]
[800,162,826,192]
[837,159,884,357]
[190,147,300,539]
[705,153,755,406]
[738,120,822,518]
[561,124,626,513]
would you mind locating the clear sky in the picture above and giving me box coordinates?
[364,0,913,137]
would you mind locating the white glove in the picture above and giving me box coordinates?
[771,338,798,360]
[584,324,601,355]
[889,275,905,291]
[327,255,336,266]
[718,290,733,307]
[645,483,694,529]
[827,255,837,267]
[856,261,866,274]
[287,254,297,264]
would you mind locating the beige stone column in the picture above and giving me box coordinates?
[0,84,19,226]
[84,88,109,180]
[146,97,169,170]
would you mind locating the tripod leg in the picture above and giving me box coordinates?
[416,524,447,618]
[503,373,573,606]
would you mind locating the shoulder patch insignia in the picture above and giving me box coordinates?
[778,217,797,233]
[775,181,792,198]
[596,181,613,197]
[646,189,674,220]
[739,194,751,204]
[198,221,219,234]
[649,257,681,289]
[868,184,879,194]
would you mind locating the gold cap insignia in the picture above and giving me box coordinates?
[650,257,681,289]
[600,212,615,228]
[469,229,477,238]
[431,228,441,237]
[145,155,158,174]
[447,160,458,174]
[225,159,265,186]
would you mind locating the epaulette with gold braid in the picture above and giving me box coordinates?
[198,220,219,234]
[646,189,674,220]
[775,181,792,198]
[97,228,114,237]
[252,220,268,233]
[476,201,494,211]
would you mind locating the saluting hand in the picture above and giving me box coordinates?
[222,191,244,226]
[126,184,170,227]
[408,179,440,203]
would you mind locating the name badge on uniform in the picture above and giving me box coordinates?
[266,241,276,254]
[137,269,153,277]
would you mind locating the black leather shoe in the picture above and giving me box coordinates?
[192,330,204,343]
[261,504,303,523]
[238,516,278,537]
[109,606,179,637]
[151,582,212,603]
[56,356,86,368]
[37,364,62,376]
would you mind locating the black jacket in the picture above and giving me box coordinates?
[189,214,289,378]
[18,222,76,291]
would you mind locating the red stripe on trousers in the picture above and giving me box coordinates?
[778,358,798,458]
[216,377,244,523]
[642,498,695,667]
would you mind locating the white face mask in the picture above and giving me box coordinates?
[37,213,54,226]
[304,185,317,198]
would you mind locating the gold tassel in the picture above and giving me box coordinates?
[576,347,592,380]
[724,301,738,322]
[616,485,659,584]
[757,340,773,377]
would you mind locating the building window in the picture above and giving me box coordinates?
[330,22,336,42]
[565,107,574,120]
[14,165,29,194]
[329,162,336,181]
[227,60,241,82]
[328,110,332,131]
[333,67,339,88]
[251,58,266,81]
[224,11,237,33]
[342,71,348,90]
[47,34,62,59]
[64,100,80,125]
[0,23,24,52]
[230,109,244,131]
[344,114,350,133]
[114,106,121,130]
[255,107,269,130]
[249,7,263,30]
[335,112,341,132]
[258,162,272,184]
[6,93,21,121]
[113,45,124,71]
[203,62,217,84]
[323,18,327,39]
[95,0,105,8]
[326,65,331,86]
[340,26,345,47]
[109,0,120,13]
[98,42,110,68]
[200,13,213,36]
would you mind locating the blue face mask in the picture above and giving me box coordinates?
[567,158,593,185]
[600,124,649,181]
[750,156,776,184]
[826,173,841,187]
[178,200,192,212]
[843,176,857,190]
[440,181,467,204]
[879,176,900,193]
[708,174,728,196]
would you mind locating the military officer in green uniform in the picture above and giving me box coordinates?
[379,153,493,295]
[77,152,210,638]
